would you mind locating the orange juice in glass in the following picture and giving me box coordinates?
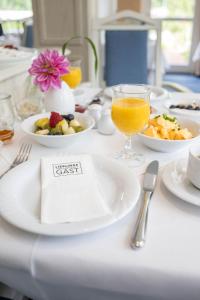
[61,59,82,89]
[111,85,150,166]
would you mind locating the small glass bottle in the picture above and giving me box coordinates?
[0,93,15,143]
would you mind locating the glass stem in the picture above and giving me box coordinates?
[124,135,133,154]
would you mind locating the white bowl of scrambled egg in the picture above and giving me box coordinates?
[138,114,200,152]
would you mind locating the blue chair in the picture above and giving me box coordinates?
[104,30,148,86]
[22,22,34,48]
[0,23,4,36]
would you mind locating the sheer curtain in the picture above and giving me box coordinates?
[192,0,200,76]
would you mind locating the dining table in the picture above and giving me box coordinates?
[0,88,200,300]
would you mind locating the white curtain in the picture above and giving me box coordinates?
[192,0,200,76]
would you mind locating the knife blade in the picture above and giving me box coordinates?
[131,160,159,249]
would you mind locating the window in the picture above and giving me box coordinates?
[151,0,195,71]
[0,0,31,10]
[0,0,32,35]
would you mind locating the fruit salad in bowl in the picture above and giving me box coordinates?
[21,112,95,148]
[34,112,85,136]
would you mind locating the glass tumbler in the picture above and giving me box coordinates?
[61,58,82,89]
[0,93,15,143]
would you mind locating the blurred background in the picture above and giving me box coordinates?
[0,0,200,91]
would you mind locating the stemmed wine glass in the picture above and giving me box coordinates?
[111,84,150,166]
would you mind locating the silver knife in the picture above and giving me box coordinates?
[131,160,159,249]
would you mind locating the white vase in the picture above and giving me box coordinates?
[43,81,75,114]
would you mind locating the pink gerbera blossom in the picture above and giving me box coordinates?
[28,49,70,92]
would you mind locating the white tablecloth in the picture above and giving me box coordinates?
[0,94,200,300]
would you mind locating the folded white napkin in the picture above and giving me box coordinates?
[41,155,110,224]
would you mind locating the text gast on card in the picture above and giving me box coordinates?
[53,162,83,177]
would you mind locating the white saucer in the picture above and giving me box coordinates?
[0,155,141,236]
[162,160,200,206]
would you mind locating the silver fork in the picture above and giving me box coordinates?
[0,143,32,179]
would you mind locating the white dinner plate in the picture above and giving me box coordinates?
[148,85,169,101]
[73,87,102,106]
[104,85,168,102]
[0,155,141,236]
[164,97,200,118]
[162,160,200,206]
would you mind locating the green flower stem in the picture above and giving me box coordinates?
[62,36,98,76]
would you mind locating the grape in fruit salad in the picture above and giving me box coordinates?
[34,112,84,135]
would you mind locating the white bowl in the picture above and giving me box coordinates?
[21,113,95,148]
[138,117,200,152]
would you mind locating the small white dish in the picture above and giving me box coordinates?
[0,155,141,236]
[21,112,95,148]
[162,160,200,206]
[138,117,200,152]
[164,97,200,118]
[104,85,168,102]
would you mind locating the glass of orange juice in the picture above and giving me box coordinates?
[61,59,82,89]
[111,84,150,166]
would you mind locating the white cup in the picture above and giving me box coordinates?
[186,144,200,189]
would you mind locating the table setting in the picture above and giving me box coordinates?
[0,48,200,300]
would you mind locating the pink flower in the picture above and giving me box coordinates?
[28,49,70,92]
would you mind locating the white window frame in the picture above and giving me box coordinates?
[149,0,197,73]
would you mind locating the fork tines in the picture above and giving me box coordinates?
[12,143,32,167]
